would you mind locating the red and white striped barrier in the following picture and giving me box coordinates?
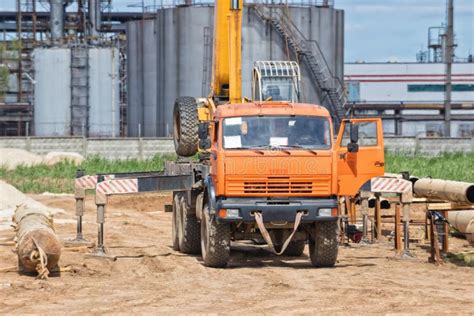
[95,178,139,203]
[75,175,115,190]
[371,177,412,193]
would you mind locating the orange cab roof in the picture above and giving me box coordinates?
[214,102,331,119]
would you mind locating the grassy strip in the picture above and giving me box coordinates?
[0,154,175,194]
[385,152,474,183]
[0,152,472,194]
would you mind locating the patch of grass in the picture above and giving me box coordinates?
[0,154,175,194]
[385,152,474,183]
[447,251,474,267]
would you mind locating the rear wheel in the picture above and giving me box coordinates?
[200,204,231,268]
[309,221,339,267]
[177,194,201,254]
[171,193,181,251]
[173,97,198,157]
[283,240,306,256]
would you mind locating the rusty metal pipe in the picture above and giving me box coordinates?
[13,205,61,276]
[413,178,474,204]
[448,211,474,243]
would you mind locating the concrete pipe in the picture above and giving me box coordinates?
[413,178,474,204]
[447,211,474,243]
[13,205,61,276]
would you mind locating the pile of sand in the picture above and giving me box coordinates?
[43,152,84,166]
[0,148,43,170]
[0,180,63,231]
[0,148,84,170]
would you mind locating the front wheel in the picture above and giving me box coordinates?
[200,204,231,268]
[309,221,339,267]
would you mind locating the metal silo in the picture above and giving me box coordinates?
[33,46,120,137]
[88,47,120,137]
[34,48,71,136]
[126,2,344,137]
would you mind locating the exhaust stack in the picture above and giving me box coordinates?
[50,0,64,43]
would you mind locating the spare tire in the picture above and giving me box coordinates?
[173,97,199,157]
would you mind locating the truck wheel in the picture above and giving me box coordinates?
[200,204,230,268]
[173,97,198,157]
[283,240,306,256]
[171,193,181,251]
[177,193,201,254]
[309,221,339,267]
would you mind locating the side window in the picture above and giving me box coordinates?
[341,121,378,147]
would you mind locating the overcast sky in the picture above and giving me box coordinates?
[2,0,473,62]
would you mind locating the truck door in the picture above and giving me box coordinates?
[335,118,385,196]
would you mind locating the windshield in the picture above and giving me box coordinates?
[222,116,331,150]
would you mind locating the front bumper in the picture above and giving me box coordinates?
[215,197,338,223]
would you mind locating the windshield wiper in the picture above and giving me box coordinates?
[283,145,318,156]
[233,146,265,155]
[251,145,291,155]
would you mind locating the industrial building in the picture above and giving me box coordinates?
[345,62,474,137]
[0,0,472,138]
[0,0,345,137]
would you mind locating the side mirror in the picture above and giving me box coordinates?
[347,142,359,153]
[350,123,359,144]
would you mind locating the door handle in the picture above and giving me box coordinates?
[375,161,385,167]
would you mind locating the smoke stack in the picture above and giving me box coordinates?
[88,0,100,38]
[50,0,64,43]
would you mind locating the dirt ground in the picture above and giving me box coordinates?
[1,193,473,314]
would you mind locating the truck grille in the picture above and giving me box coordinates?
[226,176,331,196]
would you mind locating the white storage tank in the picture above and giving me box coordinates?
[33,46,120,137]
[34,48,71,136]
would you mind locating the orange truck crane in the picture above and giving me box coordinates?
[167,0,385,267]
[84,1,384,266]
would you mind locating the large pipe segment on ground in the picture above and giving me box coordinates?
[413,178,474,204]
[13,205,61,278]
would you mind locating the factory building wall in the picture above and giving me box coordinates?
[127,5,344,137]
[345,63,474,137]
[345,63,474,102]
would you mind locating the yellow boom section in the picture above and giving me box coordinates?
[211,0,243,104]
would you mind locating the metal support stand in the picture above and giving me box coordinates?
[401,203,413,258]
[90,204,107,256]
[374,193,382,240]
[64,173,93,247]
[394,203,402,253]
[360,197,371,244]
[429,211,443,264]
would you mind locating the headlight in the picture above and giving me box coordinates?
[218,208,240,218]
[319,208,332,217]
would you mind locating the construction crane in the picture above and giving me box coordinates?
[85,1,385,267]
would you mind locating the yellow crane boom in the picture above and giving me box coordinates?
[211,0,243,104]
